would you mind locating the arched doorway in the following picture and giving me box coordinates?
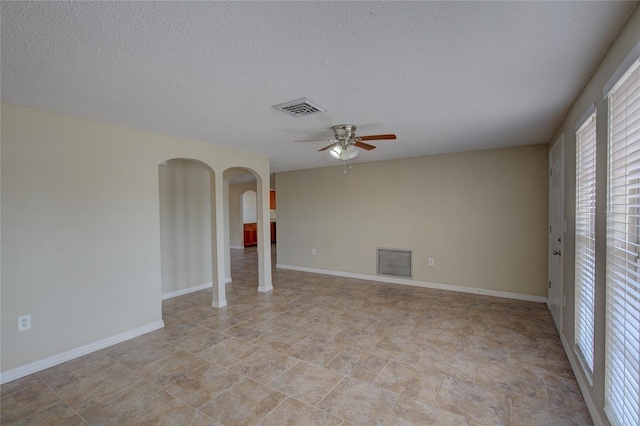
[158,158,227,308]
[242,190,258,247]
[224,167,272,293]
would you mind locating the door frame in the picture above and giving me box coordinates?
[548,135,564,332]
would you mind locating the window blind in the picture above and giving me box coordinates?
[575,110,597,382]
[606,58,640,426]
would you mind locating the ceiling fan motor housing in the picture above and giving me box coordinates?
[332,124,357,142]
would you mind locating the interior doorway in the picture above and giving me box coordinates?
[242,190,258,247]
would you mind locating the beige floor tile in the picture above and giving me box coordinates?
[325,347,390,383]
[239,308,283,322]
[509,346,574,379]
[133,349,208,387]
[147,320,208,343]
[485,323,537,348]
[250,326,308,352]
[544,374,591,413]
[287,336,344,366]
[374,318,417,337]
[199,378,287,425]
[55,363,144,411]
[466,309,506,328]
[268,361,343,405]
[36,351,117,390]
[0,381,61,424]
[171,329,229,353]
[440,318,487,337]
[370,334,425,364]
[419,345,478,382]
[109,338,178,370]
[384,395,469,425]
[476,363,547,399]
[410,327,459,349]
[173,305,222,323]
[197,337,261,367]
[77,380,174,425]
[230,348,299,384]
[256,397,343,426]
[511,395,593,426]
[8,401,86,426]
[162,363,242,409]
[317,376,399,426]
[330,325,384,351]
[223,322,274,342]
[0,374,46,398]
[301,318,347,340]
[434,376,510,425]
[374,360,444,404]
[455,335,510,364]
[267,312,313,329]
[133,398,216,426]
[100,332,159,360]
[198,314,247,332]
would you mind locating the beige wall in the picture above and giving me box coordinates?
[548,5,640,426]
[159,160,212,294]
[277,144,549,297]
[1,103,269,373]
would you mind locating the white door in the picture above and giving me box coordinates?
[548,136,564,331]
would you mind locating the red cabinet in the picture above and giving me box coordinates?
[270,222,276,244]
[243,223,257,247]
[244,222,276,247]
[270,191,276,209]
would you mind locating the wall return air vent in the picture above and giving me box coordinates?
[272,98,326,117]
[377,248,413,278]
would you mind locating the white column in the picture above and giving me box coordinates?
[223,178,232,284]
[257,175,273,293]
[211,171,227,307]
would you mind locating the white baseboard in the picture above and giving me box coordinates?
[559,333,603,426]
[0,320,165,385]
[230,246,244,250]
[161,279,232,301]
[275,264,547,304]
[258,285,274,293]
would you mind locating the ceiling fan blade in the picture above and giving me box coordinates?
[318,142,338,151]
[295,138,336,143]
[357,134,397,141]
[354,141,377,151]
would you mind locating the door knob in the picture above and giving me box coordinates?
[553,250,562,256]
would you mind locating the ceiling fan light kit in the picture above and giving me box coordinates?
[295,124,397,161]
[329,144,359,160]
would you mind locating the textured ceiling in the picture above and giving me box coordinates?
[2,1,637,173]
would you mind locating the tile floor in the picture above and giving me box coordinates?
[1,247,592,425]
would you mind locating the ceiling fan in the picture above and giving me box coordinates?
[295,124,397,160]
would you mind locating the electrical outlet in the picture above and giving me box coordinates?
[18,314,31,332]
[428,258,434,266]
[311,248,316,255]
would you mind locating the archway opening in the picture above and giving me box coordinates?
[224,167,273,293]
[242,190,257,247]
[158,158,226,312]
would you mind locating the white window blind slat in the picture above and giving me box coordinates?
[575,109,597,382]
[606,58,640,426]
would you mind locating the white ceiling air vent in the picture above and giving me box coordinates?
[272,98,326,117]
